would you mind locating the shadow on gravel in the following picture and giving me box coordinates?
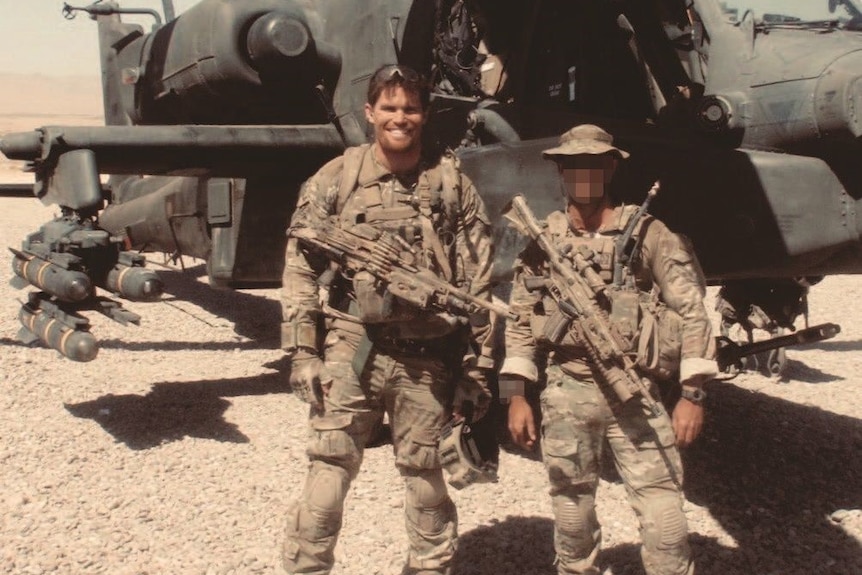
[780,358,843,384]
[682,380,862,575]
[0,336,29,348]
[153,263,282,345]
[803,339,862,353]
[477,377,861,575]
[65,367,288,450]
[95,339,272,352]
[454,516,556,575]
[454,516,647,575]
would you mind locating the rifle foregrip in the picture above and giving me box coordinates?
[523,276,548,292]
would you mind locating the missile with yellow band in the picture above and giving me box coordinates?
[10,248,93,302]
[102,253,163,302]
[18,294,99,362]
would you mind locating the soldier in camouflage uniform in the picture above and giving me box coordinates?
[280,64,495,575]
[499,125,717,575]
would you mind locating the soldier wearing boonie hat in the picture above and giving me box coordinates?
[541,123,630,159]
[501,125,717,575]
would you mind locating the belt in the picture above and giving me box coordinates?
[372,334,451,357]
[365,326,453,357]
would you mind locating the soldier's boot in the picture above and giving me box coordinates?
[639,494,694,575]
[551,490,601,575]
[282,461,351,575]
[402,468,458,575]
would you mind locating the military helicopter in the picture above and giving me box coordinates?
[1,0,858,369]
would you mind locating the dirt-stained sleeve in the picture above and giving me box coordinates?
[640,218,717,384]
[499,241,545,382]
[280,160,342,354]
[456,172,497,369]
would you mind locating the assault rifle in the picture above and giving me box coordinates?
[288,219,518,322]
[502,194,664,416]
[716,322,840,373]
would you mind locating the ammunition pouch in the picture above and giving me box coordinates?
[352,271,395,323]
[636,302,682,381]
[351,271,466,340]
[608,289,641,344]
[530,293,580,348]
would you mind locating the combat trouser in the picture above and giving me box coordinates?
[540,365,693,575]
[282,332,457,575]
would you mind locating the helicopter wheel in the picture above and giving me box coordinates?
[767,347,787,379]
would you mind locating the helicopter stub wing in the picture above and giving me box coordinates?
[0,123,346,207]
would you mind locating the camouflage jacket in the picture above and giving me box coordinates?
[500,205,716,386]
[281,143,495,370]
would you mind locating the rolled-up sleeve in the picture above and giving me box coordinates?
[499,243,544,382]
[641,220,717,383]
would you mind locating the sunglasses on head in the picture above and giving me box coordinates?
[375,65,421,82]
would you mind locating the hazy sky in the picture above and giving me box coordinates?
[0,0,197,76]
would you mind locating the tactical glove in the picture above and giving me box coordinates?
[454,367,492,423]
[288,350,330,408]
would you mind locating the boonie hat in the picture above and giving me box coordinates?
[542,124,630,159]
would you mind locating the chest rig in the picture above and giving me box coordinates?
[336,146,460,281]
[332,145,464,334]
[537,206,649,349]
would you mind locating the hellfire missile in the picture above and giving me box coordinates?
[18,295,98,362]
[10,249,92,302]
[102,253,163,302]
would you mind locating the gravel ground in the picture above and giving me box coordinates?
[0,195,860,575]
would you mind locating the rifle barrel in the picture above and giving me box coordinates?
[717,323,841,370]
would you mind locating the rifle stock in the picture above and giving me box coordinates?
[503,195,663,416]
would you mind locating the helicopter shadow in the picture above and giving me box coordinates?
[96,338,270,353]
[460,377,861,574]
[454,517,738,575]
[152,262,283,346]
[778,358,844,384]
[681,380,862,574]
[65,357,291,450]
[804,339,862,353]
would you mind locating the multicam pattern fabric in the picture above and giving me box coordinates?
[280,144,494,575]
[501,205,711,575]
[282,144,495,365]
[502,206,714,383]
[282,336,457,574]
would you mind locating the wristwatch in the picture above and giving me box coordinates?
[680,386,706,405]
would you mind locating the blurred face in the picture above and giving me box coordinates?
[558,154,617,204]
[364,86,426,156]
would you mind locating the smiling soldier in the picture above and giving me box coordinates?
[279,64,496,575]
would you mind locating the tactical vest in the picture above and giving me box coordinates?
[531,207,682,380]
[330,144,467,339]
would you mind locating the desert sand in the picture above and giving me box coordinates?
[0,73,860,575]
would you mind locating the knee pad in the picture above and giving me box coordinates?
[552,491,598,544]
[404,469,455,535]
[293,462,351,541]
[642,499,688,552]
